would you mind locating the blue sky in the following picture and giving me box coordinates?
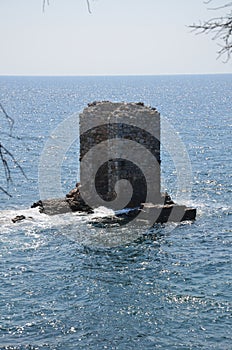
[0,0,232,75]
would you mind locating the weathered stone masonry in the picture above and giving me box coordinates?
[79,101,161,209]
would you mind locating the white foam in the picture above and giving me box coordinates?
[0,207,89,233]
[92,206,115,217]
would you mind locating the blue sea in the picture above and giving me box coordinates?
[0,75,231,349]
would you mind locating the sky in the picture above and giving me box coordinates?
[0,0,232,76]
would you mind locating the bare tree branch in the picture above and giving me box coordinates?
[0,142,28,197]
[0,102,14,135]
[0,185,12,197]
[86,0,92,14]
[0,104,28,197]
[0,143,27,180]
[190,1,232,61]
[205,1,232,10]
[42,0,92,14]
[43,0,50,13]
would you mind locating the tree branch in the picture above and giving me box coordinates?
[86,0,92,14]
[0,186,12,198]
[205,1,232,10]
[190,2,232,61]
[0,143,27,180]
[0,104,27,197]
[42,0,92,14]
[43,0,50,13]
[0,102,14,135]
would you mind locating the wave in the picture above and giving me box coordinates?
[0,199,230,248]
[0,206,145,248]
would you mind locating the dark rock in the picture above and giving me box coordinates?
[66,182,81,198]
[37,198,71,215]
[33,189,93,216]
[88,203,196,228]
[88,101,97,107]
[89,215,123,228]
[66,196,93,214]
[31,200,43,209]
[12,215,26,223]
[66,183,93,213]
[161,192,175,205]
[140,203,196,223]
[65,188,78,198]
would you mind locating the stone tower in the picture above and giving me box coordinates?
[35,100,196,222]
[79,101,161,210]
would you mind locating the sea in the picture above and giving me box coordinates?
[0,75,231,349]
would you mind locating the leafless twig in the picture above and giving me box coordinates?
[0,104,28,196]
[0,103,14,136]
[0,186,11,197]
[42,0,92,14]
[0,142,28,197]
[43,0,50,12]
[190,2,232,61]
[86,0,92,14]
[204,0,232,10]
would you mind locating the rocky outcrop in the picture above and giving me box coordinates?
[29,183,196,224]
[89,204,196,227]
[31,183,93,215]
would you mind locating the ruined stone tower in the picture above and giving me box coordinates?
[79,101,161,210]
[35,101,196,222]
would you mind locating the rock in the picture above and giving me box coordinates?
[88,203,196,227]
[66,182,93,213]
[89,215,123,228]
[32,189,93,216]
[65,188,78,198]
[161,192,175,205]
[12,215,26,223]
[66,195,93,214]
[140,203,196,223]
[31,200,43,209]
[37,198,72,215]
[66,182,81,198]
[30,183,195,222]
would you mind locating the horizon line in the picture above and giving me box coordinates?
[0,72,232,78]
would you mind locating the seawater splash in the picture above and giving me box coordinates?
[0,203,197,249]
[0,207,115,230]
[0,206,143,248]
[1,198,228,249]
